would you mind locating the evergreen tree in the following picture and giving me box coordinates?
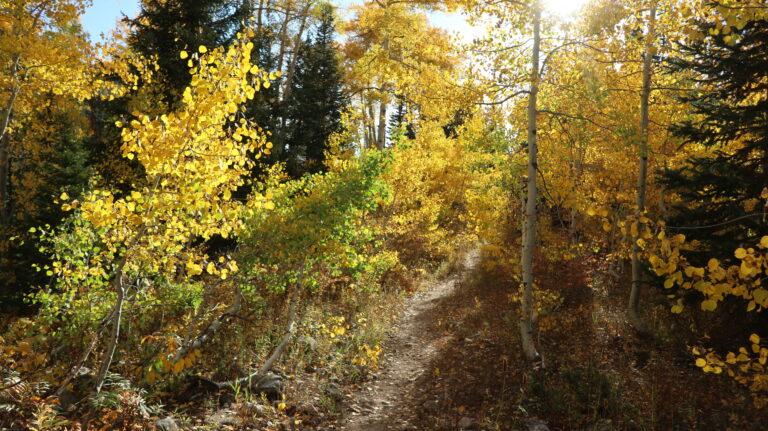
[126,0,250,106]
[0,98,92,311]
[284,4,346,176]
[660,19,768,263]
[388,100,416,141]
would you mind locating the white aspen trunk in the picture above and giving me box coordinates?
[519,1,541,363]
[628,5,656,330]
[368,101,377,149]
[277,1,311,156]
[376,100,387,150]
[0,54,20,225]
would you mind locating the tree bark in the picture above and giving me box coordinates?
[93,226,146,393]
[238,280,300,384]
[256,0,265,29]
[628,6,656,331]
[368,101,377,149]
[0,54,21,226]
[278,2,312,148]
[376,100,387,150]
[519,1,541,363]
[175,287,243,361]
[0,134,10,225]
[211,277,302,389]
[94,271,126,393]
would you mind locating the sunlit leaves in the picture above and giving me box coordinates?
[29,26,280,386]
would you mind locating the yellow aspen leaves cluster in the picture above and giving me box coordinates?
[38,27,277,359]
[139,335,203,384]
[646,232,768,314]
[71,28,274,275]
[694,333,768,407]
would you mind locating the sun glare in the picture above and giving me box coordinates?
[544,0,590,16]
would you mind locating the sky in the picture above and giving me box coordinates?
[81,0,140,41]
[80,0,482,43]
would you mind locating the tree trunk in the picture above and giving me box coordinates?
[628,6,656,331]
[93,226,145,393]
[368,101,377,149]
[0,54,20,226]
[0,134,10,225]
[281,2,311,103]
[519,1,541,363]
[376,100,387,150]
[278,2,311,148]
[94,276,126,393]
[256,0,265,29]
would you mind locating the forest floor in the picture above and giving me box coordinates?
[339,247,481,431]
[331,248,764,431]
[186,247,763,430]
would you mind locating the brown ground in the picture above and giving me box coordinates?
[340,247,481,431]
[188,246,763,430]
[332,248,763,431]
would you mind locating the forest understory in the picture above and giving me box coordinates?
[2,0,767,429]
[147,245,764,431]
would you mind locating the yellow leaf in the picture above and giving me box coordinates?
[750,334,760,345]
[708,258,719,271]
[695,358,707,367]
[199,45,207,53]
[206,262,216,274]
[186,260,203,276]
[701,300,717,311]
[180,50,188,59]
[735,248,747,259]
[671,304,683,314]
[60,192,69,200]
[760,236,768,249]
[172,361,183,375]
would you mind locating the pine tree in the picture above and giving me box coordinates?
[284,4,346,176]
[388,100,416,141]
[126,0,250,106]
[244,27,282,167]
[660,19,768,263]
[0,97,92,311]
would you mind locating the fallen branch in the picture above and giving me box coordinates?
[176,278,302,403]
[232,279,300,386]
[175,286,243,361]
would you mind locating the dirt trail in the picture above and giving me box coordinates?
[341,248,480,431]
